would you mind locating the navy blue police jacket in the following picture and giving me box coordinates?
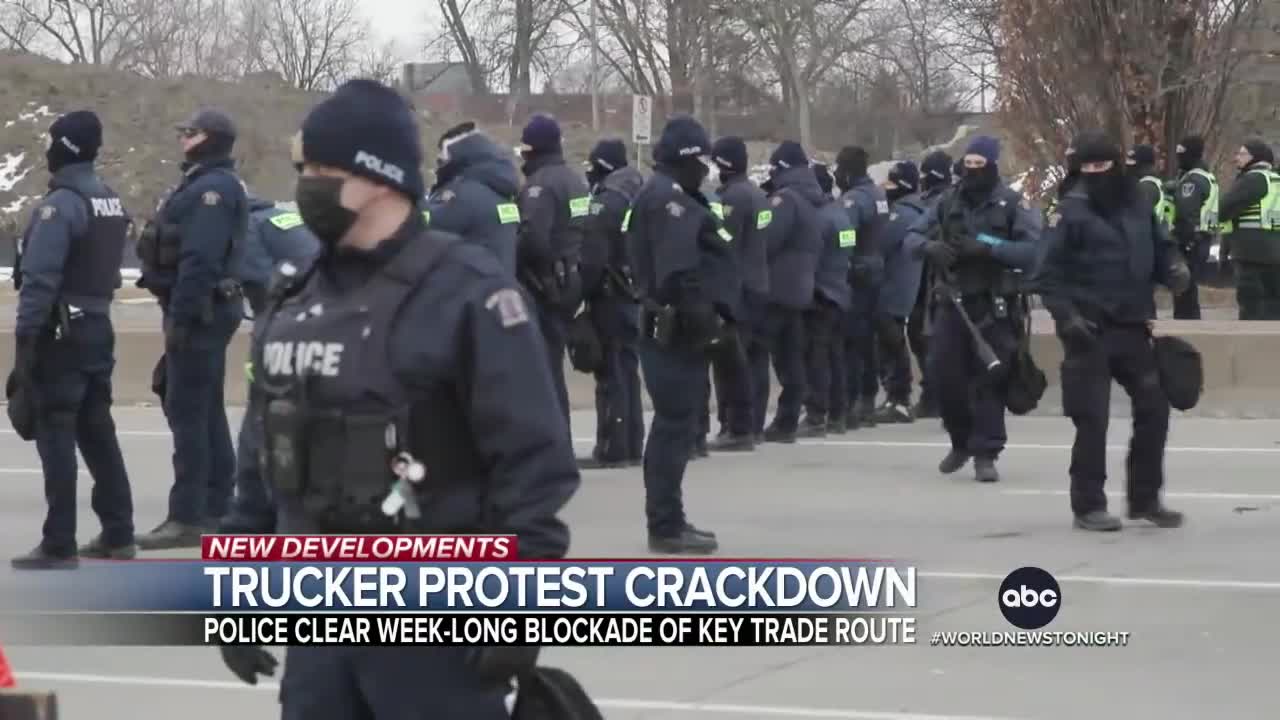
[16,162,130,335]
[1032,188,1180,325]
[424,132,522,275]
[761,166,824,309]
[839,176,891,284]
[625,167,740,322]
[715,175,771,298]
[249,212,579,557]
[142,156,247,328]
[583,165,644,298]
[878,193,929,319]
[814,197,854,310]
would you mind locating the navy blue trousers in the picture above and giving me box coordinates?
[638,337,704,537]
[590,298,644,462]
[926,300,1017,458]
[32,314,133,554]
[164,304,240,525]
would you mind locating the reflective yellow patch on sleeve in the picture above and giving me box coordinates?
[839,229,857,248]
[422,210,432,224]
[497,203,520,224]
[718,228,733,243]
[756,209,773,229]
[569,196,590,218]
[621,209,632,232]
[710,202,724,219]
[268,212,303,230]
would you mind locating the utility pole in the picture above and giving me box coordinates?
[590,0,600,131]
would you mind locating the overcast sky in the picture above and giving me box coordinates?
[360,0,437,56]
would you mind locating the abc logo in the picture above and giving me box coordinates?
[998,566,1061,630]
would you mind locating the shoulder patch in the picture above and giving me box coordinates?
[842,198,853,208]
[202,190,220,206]
[484,287,530,328]
[1181,182,1196,197]
[496,203,520,224]
[526,185,542,199]
[268,212,304,230]
[875,200,890,214]
[440,189,456,203]
[771,195,783,207]
[666,201,685,218]
[889,212,898,221]
[38,205,56,220]
[756,209,772,229]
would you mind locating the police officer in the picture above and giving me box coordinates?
[872,161,927,424]
[1219,139,1280,319]
[751,142,823,444]
[217,198,320,534]
[626,115,737,554]
[425,121,521,275]
[1127,144,1172,231]
[797,163,852,437]
[1031,130,1190,531]
[516,114,591,425]
[912,136,1040,483]
[9,111,135,569]
[217,79,579,714]
[577,138,645,469]
[1170,135,1218,319]
[706,136,769,451]
[136,109,247,549]
[906,150,952,419]
[835,145,890,429]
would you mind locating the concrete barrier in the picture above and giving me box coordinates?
[3,319,1280,418]
[0,692,58,720]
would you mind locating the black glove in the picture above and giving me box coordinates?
[1056,314,1099,352]
[955,235,992,258]
[219,645,278,685]
[1167,261,1192,295]
[14,334,38,385]
[680,303,722,345]
[465,645,540,685]
[1218,237,1231,264]
[921,240,958,268]
[163,316,191,351]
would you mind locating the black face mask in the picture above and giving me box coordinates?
[1082,167,1133,217]
[668,159,709,194]
[886,186,911,205]
[960,164,998,199]
[295,176,358,248]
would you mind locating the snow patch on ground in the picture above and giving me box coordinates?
[16,104,53,123]
[0,152,31,194]
[2,196,32,214]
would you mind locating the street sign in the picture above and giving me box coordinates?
[632,95,652,146]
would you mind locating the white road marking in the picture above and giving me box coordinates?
[920,571,1280,591]
[14,671,1021,720]
[1000,489,1280,501]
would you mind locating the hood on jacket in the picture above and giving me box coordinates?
[601,165,644,199]
[770,165,826,207]
[436,131,520,197]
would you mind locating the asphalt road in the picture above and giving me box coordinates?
[1,409,1278,720]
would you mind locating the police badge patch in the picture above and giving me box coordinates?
[38,205,55,220]
[771,196,783,207]
[485,288,530,328]
[667,201,684,217]
[441,190,456,203]
[1182,183,1196,198]
[526,186,542,199]
[203,191,220,205]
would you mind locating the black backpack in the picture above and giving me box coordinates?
[1153,335,1203,411]
[512,667,604,720]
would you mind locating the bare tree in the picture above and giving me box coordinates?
[433,0,493,93]
[250,0,365,90]
[352,39,404,87]
[0,0,150,66]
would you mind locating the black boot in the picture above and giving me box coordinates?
[871,402,914,424]
[689,436,710,460]
[796,415,827,438]
[853,398,877,428]
[974,456,1000,483]
[79,535,138,560]
[709,433,755,452]
[136,520,205,550]
[1128,504,1184,528]
[913,394,939,419]
[577,456,628,470]
[764,423,797,444]
[1074,510,1122,532]
[649,527,719,554]
[938,449,971,474]
[11,545,79,570]
[827,415,847,434]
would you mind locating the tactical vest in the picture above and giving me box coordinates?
[846,183,889,257]
[814,202,854,310]
[1140,176,1174,230]
[1180,168,1219,232]
[1221,168,1280,234]
[140,168,247,277]
[938,190,1023,296]
[253,232,471,533]
[52,180,130,300]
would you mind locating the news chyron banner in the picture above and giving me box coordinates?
[0,535,920,648]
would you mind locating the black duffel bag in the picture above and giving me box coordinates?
[1153,334,1203,411]
[566,306,604,374]
[513,666,604,720]
[1005,298,1047,415]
